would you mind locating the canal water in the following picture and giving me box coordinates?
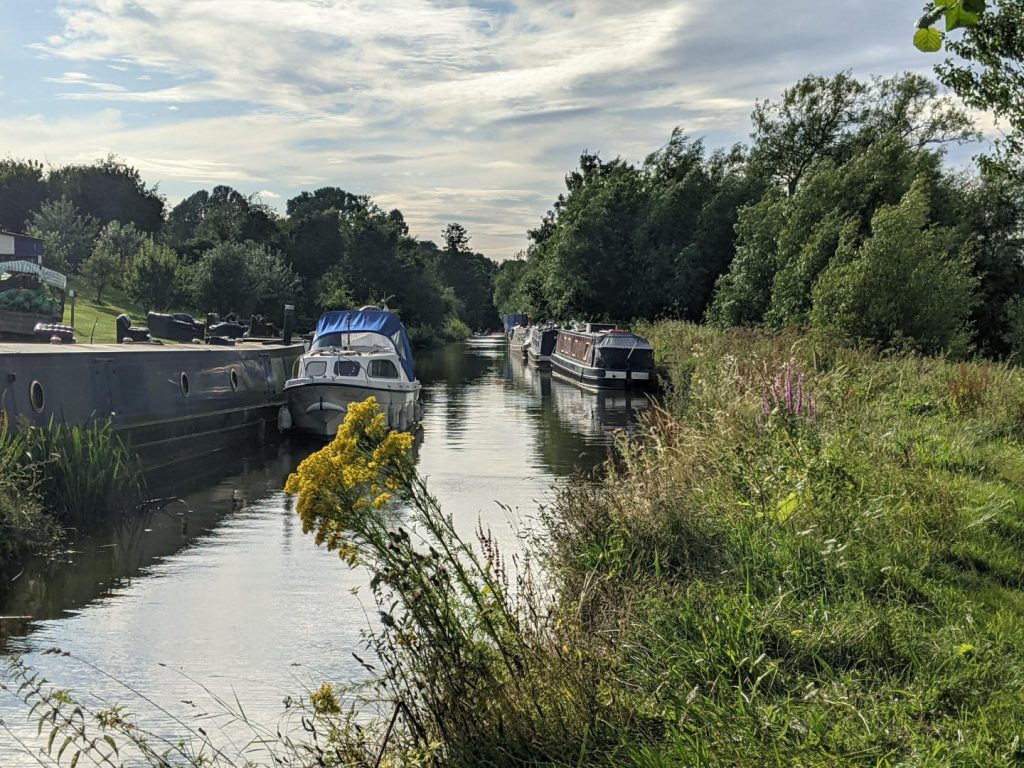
[0,343,652,764]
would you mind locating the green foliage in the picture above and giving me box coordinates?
[914,0,986,52]
[315,266,356,311]
[709,129,973,353]
[0,423,58,574]
[927,0,1024,178]
[809,178,978,353]
[123,238,181,311]
[749,71,866,195]
[15,419,143,529]
[166,185,281,259]
[1005,295,1024,358]
[81,248,122,302]
[433,225,499,329]
[27,197,100,273]
[47,154,165,233]
[187,240,300,317]
[0,158,46,233]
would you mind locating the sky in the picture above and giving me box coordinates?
[0,1,987,260]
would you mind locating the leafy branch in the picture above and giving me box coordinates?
[914,0,986,51]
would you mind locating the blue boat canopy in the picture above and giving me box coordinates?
[314,309,416,380]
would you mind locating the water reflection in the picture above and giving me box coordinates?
[505,353,654,474]
[0,343,652,766]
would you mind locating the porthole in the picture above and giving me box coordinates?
[180,372,191,398]
[229,368,239,392]
[29,380,45,413]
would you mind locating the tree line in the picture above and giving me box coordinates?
[495,66,1024,358]
[0,157,499,341]
[498,0,1024,360]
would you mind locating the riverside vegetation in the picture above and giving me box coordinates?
[0,419,143,584]
[7,325,1024,766]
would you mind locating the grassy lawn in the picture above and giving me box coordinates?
[61,279,194,344]
[60,279,147,344]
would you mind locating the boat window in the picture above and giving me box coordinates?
[313,331,390,351]
[305,360,328,377]
[369,359,400,379]
[334,360,361,377]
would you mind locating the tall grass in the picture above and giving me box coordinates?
[15,418,143,529]
[0,418,143,578]
[0,422,57,576]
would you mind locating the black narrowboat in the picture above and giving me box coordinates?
[527,326,558,367]
[550,323,654,391]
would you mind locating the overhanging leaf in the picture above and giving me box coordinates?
[914,27,943,52]
[946,6,964,30]
[962,0,986,13]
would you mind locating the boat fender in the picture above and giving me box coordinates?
[277,405,293,432]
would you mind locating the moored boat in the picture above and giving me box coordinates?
[465,331,507,349]
[508,325,530,358]
[0,339,302,468]
[284,308,421,438]
[527,326,558,368]
[550,323,654,391]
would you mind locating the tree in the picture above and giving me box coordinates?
[81,248,121,302]
[810,178,978,353]
[443,223,470,254]
[709,133,952,329]
[48,155,164,232]
[0,159,47,233]
[27,197,99,273]
[93,220,146,271]
[125,239,180,311]
[166,186,281,259]
[935,0,1024,177]
[749,72,866,196]
[187,241,299,317]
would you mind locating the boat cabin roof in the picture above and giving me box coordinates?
[313,309,415,380]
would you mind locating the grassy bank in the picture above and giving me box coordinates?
[60,278,151,344]
[355,322,1024,765]
[8,324,1024,766]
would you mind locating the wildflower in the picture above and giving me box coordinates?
[757,360,817,429]
[284,396,414,565]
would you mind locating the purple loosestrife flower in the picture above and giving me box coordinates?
[758,360,817,430]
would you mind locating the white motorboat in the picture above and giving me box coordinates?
[284,308,421,438]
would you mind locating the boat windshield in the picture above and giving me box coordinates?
[312,331,393,352]
[596,333,653,350]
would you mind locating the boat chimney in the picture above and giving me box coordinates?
[283,304,295,345]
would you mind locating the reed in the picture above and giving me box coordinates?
[14,418,143,530]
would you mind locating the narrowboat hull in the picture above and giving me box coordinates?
[550,351,653,392]
[527,328,558,368]
[285,380,420,438]
[0,341,303,468]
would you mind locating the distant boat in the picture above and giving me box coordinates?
[550,323,655,391]
[527,326,558,368]
[284,308,421,438]
[464,331,506,349]
[508,325,530,358]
